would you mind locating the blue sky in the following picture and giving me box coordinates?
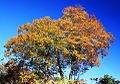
[0,0,120,83]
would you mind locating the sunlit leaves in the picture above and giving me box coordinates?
[3,6,114,82]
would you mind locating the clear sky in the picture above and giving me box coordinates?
[0,0,120,83]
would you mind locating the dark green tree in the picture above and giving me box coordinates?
[92,75,120,84]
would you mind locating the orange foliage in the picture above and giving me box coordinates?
[2,6,114,82]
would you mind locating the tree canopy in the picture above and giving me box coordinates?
[1,6,114,83]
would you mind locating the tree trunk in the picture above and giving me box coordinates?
[57,58,64,78]
[69,70,73,80]
[69,62,73,80]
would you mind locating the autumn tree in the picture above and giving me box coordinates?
[3,6,114,83]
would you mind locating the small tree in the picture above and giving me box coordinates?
[97,75,120,84]
[2,6,114,83]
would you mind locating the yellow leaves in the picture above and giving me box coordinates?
[4,37,16,46]
[4,51,12,57]
[92,39,98,43]
[63,48,69,54]
[88,55,100,67]
[63,12,69,16]
[30,52,38,57]
[3,6,114,76]
[81,36,88,41]
[95,56,100,61]
[64,6,84,14]
[91,49,94,53]
[70,40,80,45]
[65,37,80,45]
[24,23,30,27]
[57,45,64,49]
[72,50,86,60]
[18,26,23,33]
[8,59,15,64]
[63,6,88,23]
[32,19,39,24]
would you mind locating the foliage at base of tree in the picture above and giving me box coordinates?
[0,71,86,84]
[46,80,86,84]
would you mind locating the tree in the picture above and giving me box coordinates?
[94,75,120,84]
[3,6,114,83]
